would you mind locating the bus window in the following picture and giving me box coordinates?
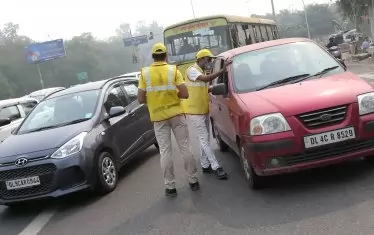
[229,24,240,48]
[272,25,279,39]
[246,25,255,45]
[260,25,269,41]
[165,25,230,64]
[255,25,264,42]
[266,25,274,40]
[251,25,259,43]
[236,24,247,46]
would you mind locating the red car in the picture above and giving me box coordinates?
[209,38,374,189]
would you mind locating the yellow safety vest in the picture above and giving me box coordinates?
[142,64,184,122]
[182,64,209,115]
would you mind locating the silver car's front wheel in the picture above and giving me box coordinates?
[96,152,118,194]
[102,156,116,187]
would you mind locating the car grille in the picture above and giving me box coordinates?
[298,106,347,128]
[0,164,56,200]
[281,140,374,165]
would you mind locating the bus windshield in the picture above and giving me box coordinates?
[164,21,230,64]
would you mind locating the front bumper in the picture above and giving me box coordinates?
[0,151,94,205]
[242,110,374,176]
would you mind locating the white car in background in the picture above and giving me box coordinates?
[119,72,140,79]
[0,97,38,142]
[28,87,65,101]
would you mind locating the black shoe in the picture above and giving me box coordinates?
[202,165,214,174]
[165,188,177,197]
[189,182,200,191]
[215,167,228,180]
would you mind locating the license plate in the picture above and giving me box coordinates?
[5,176,41,190]
[304,127,355,149]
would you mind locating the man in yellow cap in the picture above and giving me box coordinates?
[138,43,199,197]
[183,49,231,180]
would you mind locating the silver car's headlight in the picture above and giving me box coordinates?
[358,92,374,115]
[250,113,291,136]
[51,132,87,159]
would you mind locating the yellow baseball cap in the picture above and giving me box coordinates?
[196,49,217,60]
[152,43,167,55]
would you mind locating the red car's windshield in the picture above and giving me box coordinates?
[231,41,345,93]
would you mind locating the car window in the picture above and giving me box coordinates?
[104,85,127,113]
[17,89,100,134]
[21,101,38,115]
[0,106,21,121]
[122,83,138,103]
[231,41,345,93]
[212,59,223,85]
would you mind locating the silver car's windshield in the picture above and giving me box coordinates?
[231,41,345,93]
[17,89,100,134]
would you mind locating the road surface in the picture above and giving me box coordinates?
[3,63,374,235]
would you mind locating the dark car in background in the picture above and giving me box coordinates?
[0,76,157,206]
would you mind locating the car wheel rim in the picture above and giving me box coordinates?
[101,156,116,186]
[241,147,251,181]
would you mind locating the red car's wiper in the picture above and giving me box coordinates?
[257,73,310,91]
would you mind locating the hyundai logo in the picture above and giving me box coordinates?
[15,157,28,167]
[320,114,332,121]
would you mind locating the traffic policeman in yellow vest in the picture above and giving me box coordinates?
[138,43,199,197]
[183,49,231,180]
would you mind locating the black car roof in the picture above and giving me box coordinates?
[46,75,139,100]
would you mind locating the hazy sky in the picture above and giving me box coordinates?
[1,0,330,41]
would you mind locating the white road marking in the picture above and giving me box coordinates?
[358,73,374,80]
[18,207,57,235]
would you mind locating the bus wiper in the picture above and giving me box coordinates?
[292,66,340,83]
[256,73,310,91]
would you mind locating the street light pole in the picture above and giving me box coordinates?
[271,0,276,18]
[301,0,311,39]
[190,0,196,18]
[371,0,374,40]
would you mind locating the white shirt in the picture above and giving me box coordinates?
[187,64,203,81]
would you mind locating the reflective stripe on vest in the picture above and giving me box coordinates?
[143,65,176,92]
[142,64,183,122]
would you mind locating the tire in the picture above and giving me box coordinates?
[239,145,264,190]
[154,142,159,150]
[213,121,229,152]
[95,152,118,195]
[364,156,374,164]
[4,202,27,209]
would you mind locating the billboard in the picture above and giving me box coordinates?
[25,39,66,64]
[123,35,148,47]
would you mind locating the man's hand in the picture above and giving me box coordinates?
[222,58,232,72]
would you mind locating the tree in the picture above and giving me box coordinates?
[134,20,163,36]
[1,22,20,42]
[253,3,349,38]
[115,23,131,37]
[336,0,371,31]
[0,21,165,99]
